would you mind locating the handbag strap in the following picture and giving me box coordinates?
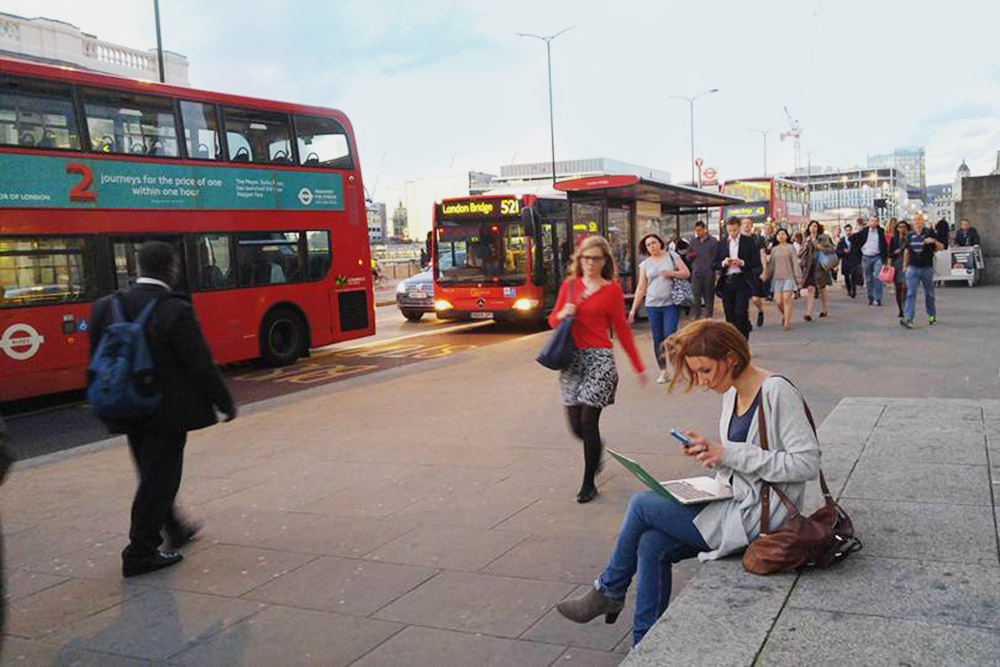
[755,377,832,535]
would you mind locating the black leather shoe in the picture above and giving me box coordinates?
[165,520,202,550]
[756,311,764,328]
[123,550,184,578]
[576,486,598,504]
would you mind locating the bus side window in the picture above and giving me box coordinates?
[306,230,331,280]
[237,233,303,286]
[0,76,81,150]
[196,234,235,289]
[180,100,221,160]
[0,237,90,307]
[222,107,292,164]
[295,115,353,169]
[81,87,179,157]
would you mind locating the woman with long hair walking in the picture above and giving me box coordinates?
[799,220,835,321]
[762,227,802,330]
[549,236,647,503]
[629,234,690,384]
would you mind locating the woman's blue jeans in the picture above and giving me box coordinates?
[646,305,680,370]
[596,491,708,645]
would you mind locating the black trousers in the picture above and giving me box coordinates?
[125,430,187,559]
[842,262,859,297]
[720,275,752,339]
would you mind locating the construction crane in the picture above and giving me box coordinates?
[781,106,802,173]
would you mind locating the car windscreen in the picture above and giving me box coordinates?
[434,221,527,286]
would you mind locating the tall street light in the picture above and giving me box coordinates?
[153,0,165,83]
[518,27,572,184]
[748,127,778,176]
[670,88,718,186]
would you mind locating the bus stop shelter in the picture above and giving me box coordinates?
[553,175,744,294]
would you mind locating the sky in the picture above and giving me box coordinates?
[6,0,1000,202]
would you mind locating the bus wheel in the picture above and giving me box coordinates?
[401,310,423,322]
[261,309,305,366]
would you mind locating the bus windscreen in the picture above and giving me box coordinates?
[435,220,527,286]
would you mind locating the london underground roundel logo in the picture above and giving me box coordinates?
[0,323,45,361]
[298,188,314,206]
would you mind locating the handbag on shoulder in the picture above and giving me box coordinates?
[742,389,862,575]
[536,281,578,371]
[668,251,694,307]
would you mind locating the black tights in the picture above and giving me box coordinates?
[566,405,603,492]
[894,282,907,316]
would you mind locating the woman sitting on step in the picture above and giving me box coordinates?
[556,319,820,646]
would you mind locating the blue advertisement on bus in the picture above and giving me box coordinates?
[0,153,344,210]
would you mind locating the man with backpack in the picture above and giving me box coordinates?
[88,241,236,578]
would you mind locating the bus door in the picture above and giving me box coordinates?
[0,236,96,400]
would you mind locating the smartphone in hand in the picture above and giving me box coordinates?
[670,429,693,448]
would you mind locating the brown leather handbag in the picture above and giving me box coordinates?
[742,393,862,575]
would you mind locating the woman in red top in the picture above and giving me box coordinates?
[549,236,647,503]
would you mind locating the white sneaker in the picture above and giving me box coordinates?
[656,370,668,384]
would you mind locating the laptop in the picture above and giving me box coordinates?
[607,449,733,505]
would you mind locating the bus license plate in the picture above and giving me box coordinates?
[471,311,493,319]
[409,290,427,298]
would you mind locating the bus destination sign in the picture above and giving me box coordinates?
[438,197,521,219]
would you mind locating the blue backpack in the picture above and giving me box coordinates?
[87,295,162,421]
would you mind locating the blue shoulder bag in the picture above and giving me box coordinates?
[536,281,578,371]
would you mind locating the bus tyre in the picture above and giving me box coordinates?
[401,310,423,322]
[261,309,305,367]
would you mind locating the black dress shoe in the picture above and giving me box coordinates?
[756,311,764,328]
[576,486,598,504]
[122,550,184,578]
[165,521,202,550]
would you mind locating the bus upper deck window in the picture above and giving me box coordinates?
[222,107,292,164]
[295,115,353,169]
[180,100,221,160]
[81,87,178,157]
[0,77,80,150]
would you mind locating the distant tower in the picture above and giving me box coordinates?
[954,159,971,201]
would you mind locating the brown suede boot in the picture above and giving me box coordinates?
[556,586,624,624]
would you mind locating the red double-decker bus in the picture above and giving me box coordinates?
[432,193,570,321]
[0,58,373,402]
[720,177,810,231]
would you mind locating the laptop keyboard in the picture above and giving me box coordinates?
[664,480,716,501]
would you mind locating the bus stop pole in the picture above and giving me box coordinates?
[154,0,166,83]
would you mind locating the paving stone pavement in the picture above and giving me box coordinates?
[3,285,1000,665]
[623,397,1000,667]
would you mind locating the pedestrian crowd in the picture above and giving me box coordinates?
[549,212,982,646]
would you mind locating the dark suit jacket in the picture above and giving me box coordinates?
[88,283,234,435]
[714,235,762,291]
[836,236,860,266]
[850,227,888,262]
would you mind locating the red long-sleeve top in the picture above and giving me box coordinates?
[547,278,645,373]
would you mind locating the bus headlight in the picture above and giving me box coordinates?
[513,298,539,311]
[434,299,453,311]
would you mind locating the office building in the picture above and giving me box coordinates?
[366,202,387,244]
[494,157,671,188]
[789,167,910,220]
[867,148,925,200]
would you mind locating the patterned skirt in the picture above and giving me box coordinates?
[559,348,619,408]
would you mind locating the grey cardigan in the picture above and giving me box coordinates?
[693,376,821,562]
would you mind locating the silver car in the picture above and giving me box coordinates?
[395,268,434,322]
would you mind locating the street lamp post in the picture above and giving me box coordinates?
[518,28,572,185]
[749,127,778,176]
[670,88,719,186]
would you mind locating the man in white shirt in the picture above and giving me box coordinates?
[713,217,761,339]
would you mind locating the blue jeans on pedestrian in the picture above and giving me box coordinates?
[596,491,708,645]
[862,255,883,303]
[904,266,936,320]
[646,305,680,370]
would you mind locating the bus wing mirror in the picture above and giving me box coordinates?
[521,208,536,235]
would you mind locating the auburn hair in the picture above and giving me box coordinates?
[569,235,617,280]
[664,319,751,392]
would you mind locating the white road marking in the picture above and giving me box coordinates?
[314,320,492,356]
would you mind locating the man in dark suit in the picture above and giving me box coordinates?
[851,216,889,306]
[89,241,236,578]
[836,222,861,298]
[714,216,762,339]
